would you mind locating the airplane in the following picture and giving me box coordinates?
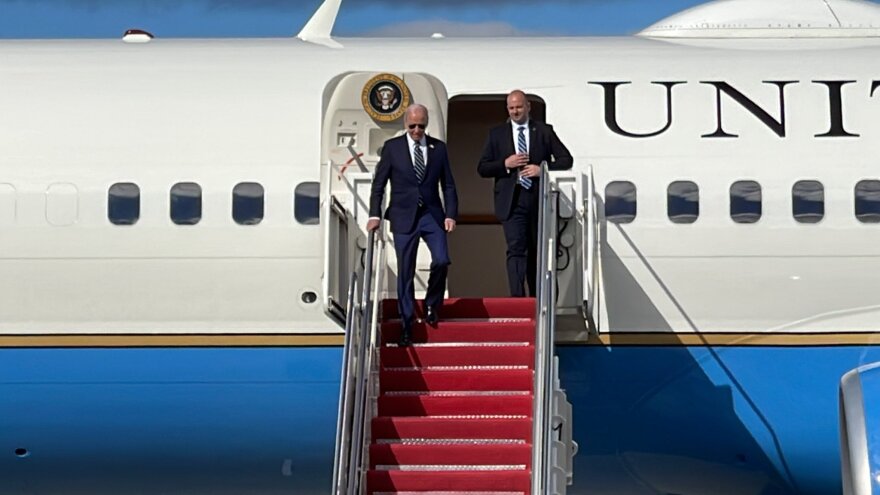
[1,0,879,493]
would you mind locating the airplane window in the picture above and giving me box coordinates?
[668,181,699,224]
[295,182,320,225]
[730,181,762,224]
[108,183,140,225]
[605,181,636,224]
[792,180,824,224]
[233,182,264,225]
[855,180,880,223]
[170,182,202,226]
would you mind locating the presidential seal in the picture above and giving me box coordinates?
[362,73,411,123]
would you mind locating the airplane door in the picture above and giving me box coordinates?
[582,165,601,332]
[321,72,448,325]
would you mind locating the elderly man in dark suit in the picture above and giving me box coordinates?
[367,104,458,346]
[478,90,573,297]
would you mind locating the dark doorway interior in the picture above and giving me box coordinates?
[445,94,546,297]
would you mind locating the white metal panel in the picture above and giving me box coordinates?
[0,184,15,225]
[46,183,78,226]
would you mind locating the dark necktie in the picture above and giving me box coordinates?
[517,126,532,189]
[413,142,426,183]
[413,142,425,206]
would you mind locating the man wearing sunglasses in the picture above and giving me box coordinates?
[478,90,573,297]
[367,104,459,347]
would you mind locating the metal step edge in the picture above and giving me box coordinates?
[386,342,532,348]
[385,415,529,419]
[374,464,528,471]
[384,318,534,323]
[375,439,527,445]
[382,366,531,371]
[382,391,531,397]
[373,492,525,495]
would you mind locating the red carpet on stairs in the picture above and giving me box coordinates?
[367,297,536,495]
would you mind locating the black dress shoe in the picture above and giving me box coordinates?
[398,320,413,347]
[425,306,439,327]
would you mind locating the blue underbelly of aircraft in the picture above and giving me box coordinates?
[1,344,875,494]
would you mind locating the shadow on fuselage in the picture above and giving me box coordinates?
[557,239,810,495]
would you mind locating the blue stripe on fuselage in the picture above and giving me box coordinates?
[1,345,877,494]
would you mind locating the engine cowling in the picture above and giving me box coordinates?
[839,362,880,495]
[639,0,880,38]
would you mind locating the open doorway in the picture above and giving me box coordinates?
[445,94,547,298]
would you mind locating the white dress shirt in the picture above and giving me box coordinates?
[511,119,530,155]
[407,133,428,167]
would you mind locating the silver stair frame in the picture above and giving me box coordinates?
[532,166,577,495]
[332,229,387,495]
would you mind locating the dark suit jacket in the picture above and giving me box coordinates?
[477,120,573,221]
[369,134,458,234]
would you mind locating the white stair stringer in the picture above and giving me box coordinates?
[548,356,577,495]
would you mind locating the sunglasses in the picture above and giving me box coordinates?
[408,124,427,130]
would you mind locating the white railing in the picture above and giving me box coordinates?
[331,229,386,495]
[583,164,600,331]
[532,164,559,495]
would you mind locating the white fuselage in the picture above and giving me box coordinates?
[2,36,880,337]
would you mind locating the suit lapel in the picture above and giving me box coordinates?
[507,125,517,157]
[401,136,415,170]
[425,139,438,182]
[529,124,539,164]
[397,136,419,184]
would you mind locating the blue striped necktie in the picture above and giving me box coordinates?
[413,141,425,206]
[413,141,425,182]
[517,126,532,189]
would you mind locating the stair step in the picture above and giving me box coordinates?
[378,395,533,417]
[380,369,533,393]
[381,345,535,368]
[367,470,531,493]
[370,444,531,469]
[368,298,536,495]
[372,417,533,441]
[381,321,534,345]
[382,298,536,320]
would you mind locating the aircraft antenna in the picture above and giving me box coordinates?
[820,0,843,27]
[297,0,343,47]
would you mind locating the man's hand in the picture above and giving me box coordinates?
[520,164,542,178]
[444,218,456,233]
[366,218,380,232]
[505,153,528,169]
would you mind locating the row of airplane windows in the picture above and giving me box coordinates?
[103,182,321,226]
[606,179,880,224]
[5,179,880,227]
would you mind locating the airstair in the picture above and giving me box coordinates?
[329,164,592,494]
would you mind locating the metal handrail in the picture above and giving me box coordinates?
[347,229,380,493]
[331,271,360,495]
[354,228,387,492]
[332,229,383,495]
[531,164,559,495]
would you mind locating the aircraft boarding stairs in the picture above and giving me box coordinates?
[328,166,598,495]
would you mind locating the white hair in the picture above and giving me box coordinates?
[405,103,429,121]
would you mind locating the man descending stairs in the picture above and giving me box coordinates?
[367,297,537,494]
